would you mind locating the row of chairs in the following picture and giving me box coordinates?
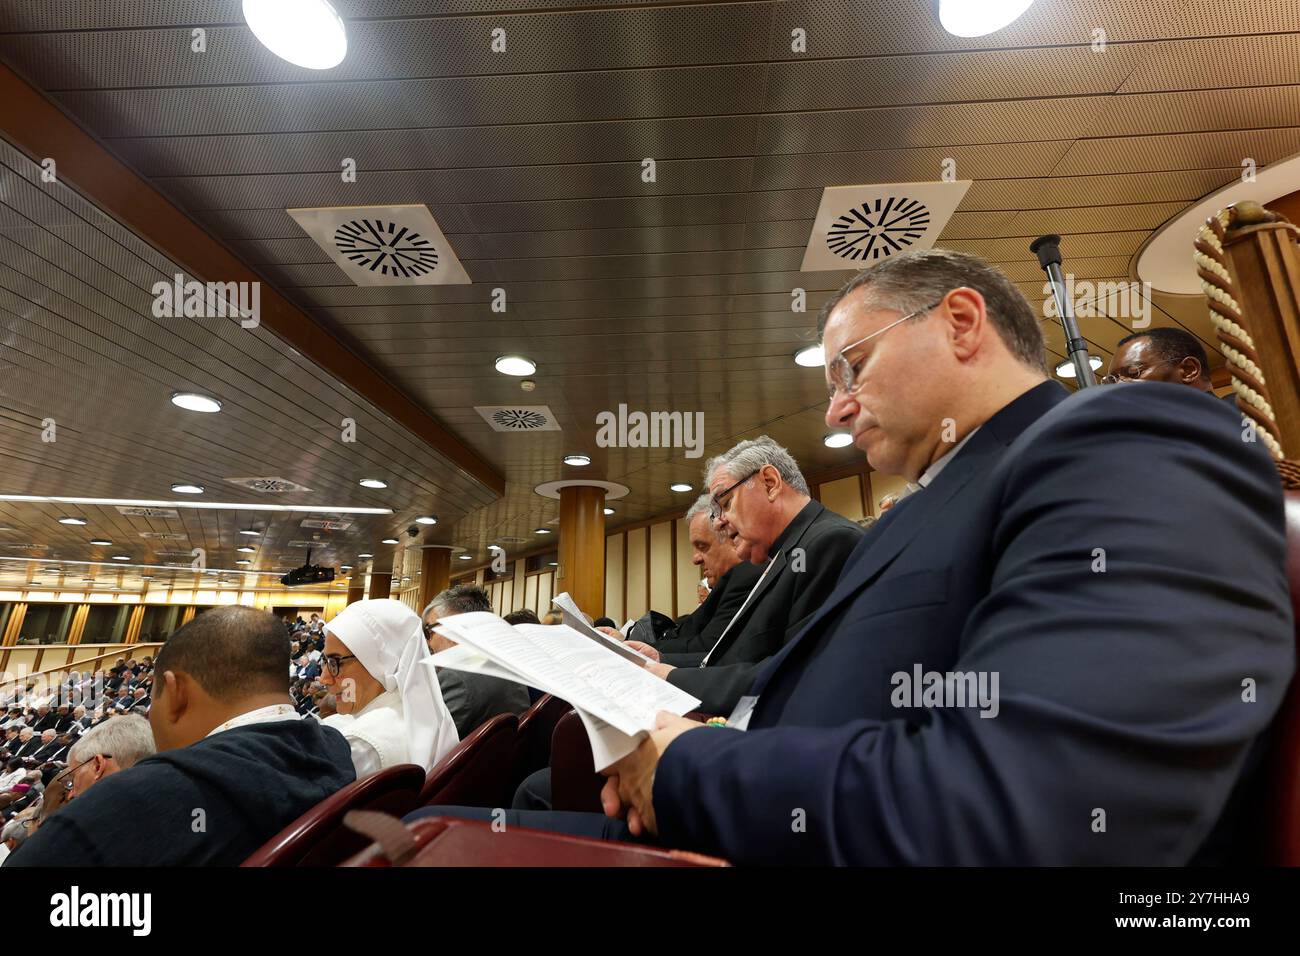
[241,693,720,866]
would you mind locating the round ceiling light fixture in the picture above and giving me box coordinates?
[382,537,400,545]
[495,355,537,376]
[1054,356,1104,379]
[171,483,204,495]
[170,391,222,413]
[670,483,693,492]
[415,515,437,525]
[823,432,854,448]
[239,528,261,537]
[563,454,591,467]
[242,0,347,69]
[90,539,112,546]
[58,516,87,525]
[359,478,387,489]
[794,344,824,368]
[937,0,1036,37]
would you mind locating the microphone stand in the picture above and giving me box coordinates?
[1030,234,1098,388]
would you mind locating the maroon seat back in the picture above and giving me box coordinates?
[419,713,518,807]
[548,709,605,813]
[241,764,425,867]
[1267,490,1300,864]
[342,815,728,867]
[511,694,571,791]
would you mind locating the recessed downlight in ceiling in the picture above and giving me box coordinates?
[171,392,222,413]
[288,205,470,285]
[382,538,400,545]
[824,433,854,449]
[415,516,437,525]
[359,479,387,489]
[242,0,347,70]
[938,0,1036,37]
[794,345,824,368]
[171,484,204,495]
[670,483,693,492]
[89,539,111,546]
[1055,356,1103,378]
[801,182,971,272]
[495,355,537,376]
[57,516,87,525]
[563,454,591,467]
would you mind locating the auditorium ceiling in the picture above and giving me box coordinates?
[0,0,1293,589]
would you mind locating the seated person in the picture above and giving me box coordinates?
[644,436,864,714]
[4,606,355,866]
[415,249,1295,865]
[320,599,459,774]
[64,713,155,801]
[423,586,532,737]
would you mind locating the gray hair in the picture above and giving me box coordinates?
[705,436,809,497]
[425,584,492,619]
[685,493,714,524]
[0,818,29,848]
[68,714,154,770]
[816,248,1047,374]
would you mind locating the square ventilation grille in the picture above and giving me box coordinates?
[287,204,471,286]
[300,517,353,531]
[138,532,188,541]
[474,405,562,432]
[117,506,179,518]
[800,181,972,272]
[224,476,313,494]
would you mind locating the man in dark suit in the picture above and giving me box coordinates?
[628,495,761,658]
[28,730,61,763]
[424,250,1294,865]
[646,437,863,714]
[597,249,1295,864]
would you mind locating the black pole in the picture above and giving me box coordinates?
[1030,234,1097,388]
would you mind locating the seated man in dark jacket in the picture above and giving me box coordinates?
[5,606,355,867]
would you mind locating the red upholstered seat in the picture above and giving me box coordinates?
[510,693,571,794]
[548,708,606,813]
[241,764,425,867]
[341,814,728,867]
[1266,490,1300,864]
[419,712,518,807]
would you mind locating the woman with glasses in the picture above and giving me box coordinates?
[318,599,458,777]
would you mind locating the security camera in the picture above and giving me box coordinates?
[406,525,420,538]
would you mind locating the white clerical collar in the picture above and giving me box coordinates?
[907,427,981,493]
[206,703,300,738]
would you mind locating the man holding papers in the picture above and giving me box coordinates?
[417,250,1294,866]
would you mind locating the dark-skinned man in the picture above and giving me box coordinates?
[1104,326,1239,412]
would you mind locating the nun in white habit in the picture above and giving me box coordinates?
[319,599,459,776]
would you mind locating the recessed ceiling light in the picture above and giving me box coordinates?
[457,554,472,560]
[111,555,130,561]
[1054,356,1104,379]
[357,552,373,559]
[242,0,347,70]
[236,546,256,553]
[534,528,551,534]
[495,355,537,376]
[794,344,824,368]
[238,528,260,536]
[563,454,591,467]
[58,516,87,525]
[382,538,399,545]
[670,483,693,493]
[141,575,152,580]
[89,539,112,546]
[938,0,1036,37]
[42,567,60,573]
[488,544,502,551]
[415,515,437,525]
[170,392,222,413]
[236,560,251,566]
[823,433,854,449]
[171,483,204,495]
[603,507,615,516]
[548,561,558,567]
[340,565,352,571]
[359,478,387,489]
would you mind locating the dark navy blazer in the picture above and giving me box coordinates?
[653,381,1295,864]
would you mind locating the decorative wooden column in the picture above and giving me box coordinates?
[180,606,197,626]
[368,557,392,600]
[557,485,607,619]
[346,577,366,605]
[124,605,145,644]
[2,603,27,646]
[417,546,454,615]
[67,605,90,645]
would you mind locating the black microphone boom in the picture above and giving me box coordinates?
[1030,234,1098,388]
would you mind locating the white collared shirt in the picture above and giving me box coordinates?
[907,427,981,494]
[205,703,301,738]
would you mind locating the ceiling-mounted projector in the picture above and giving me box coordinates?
[280,550,335,587]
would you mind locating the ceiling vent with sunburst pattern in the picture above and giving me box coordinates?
[223,477,313,494]
[288,204,471,286]
[800,181,972,272]
[474,405,562,432]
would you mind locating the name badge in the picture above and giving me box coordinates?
[727,695,758,731]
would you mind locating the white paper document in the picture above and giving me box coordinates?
[426,611,700,768]
[551,591,652,663]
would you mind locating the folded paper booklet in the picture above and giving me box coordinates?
[549,591,653,664]
[425,611,700,770]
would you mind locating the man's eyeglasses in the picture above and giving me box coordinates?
[708,468,760,521]
[1100,360,1172,386]
[320,654,357,677]
[826,299,946,402]
[62,754,110,791]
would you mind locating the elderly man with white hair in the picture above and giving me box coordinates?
[64,713,155,801]
[319,599,458,776]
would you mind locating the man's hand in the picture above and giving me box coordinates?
[646,661,675,680]
[624,641,660,662]
[600,712,702,837]
[595,626,624,640]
